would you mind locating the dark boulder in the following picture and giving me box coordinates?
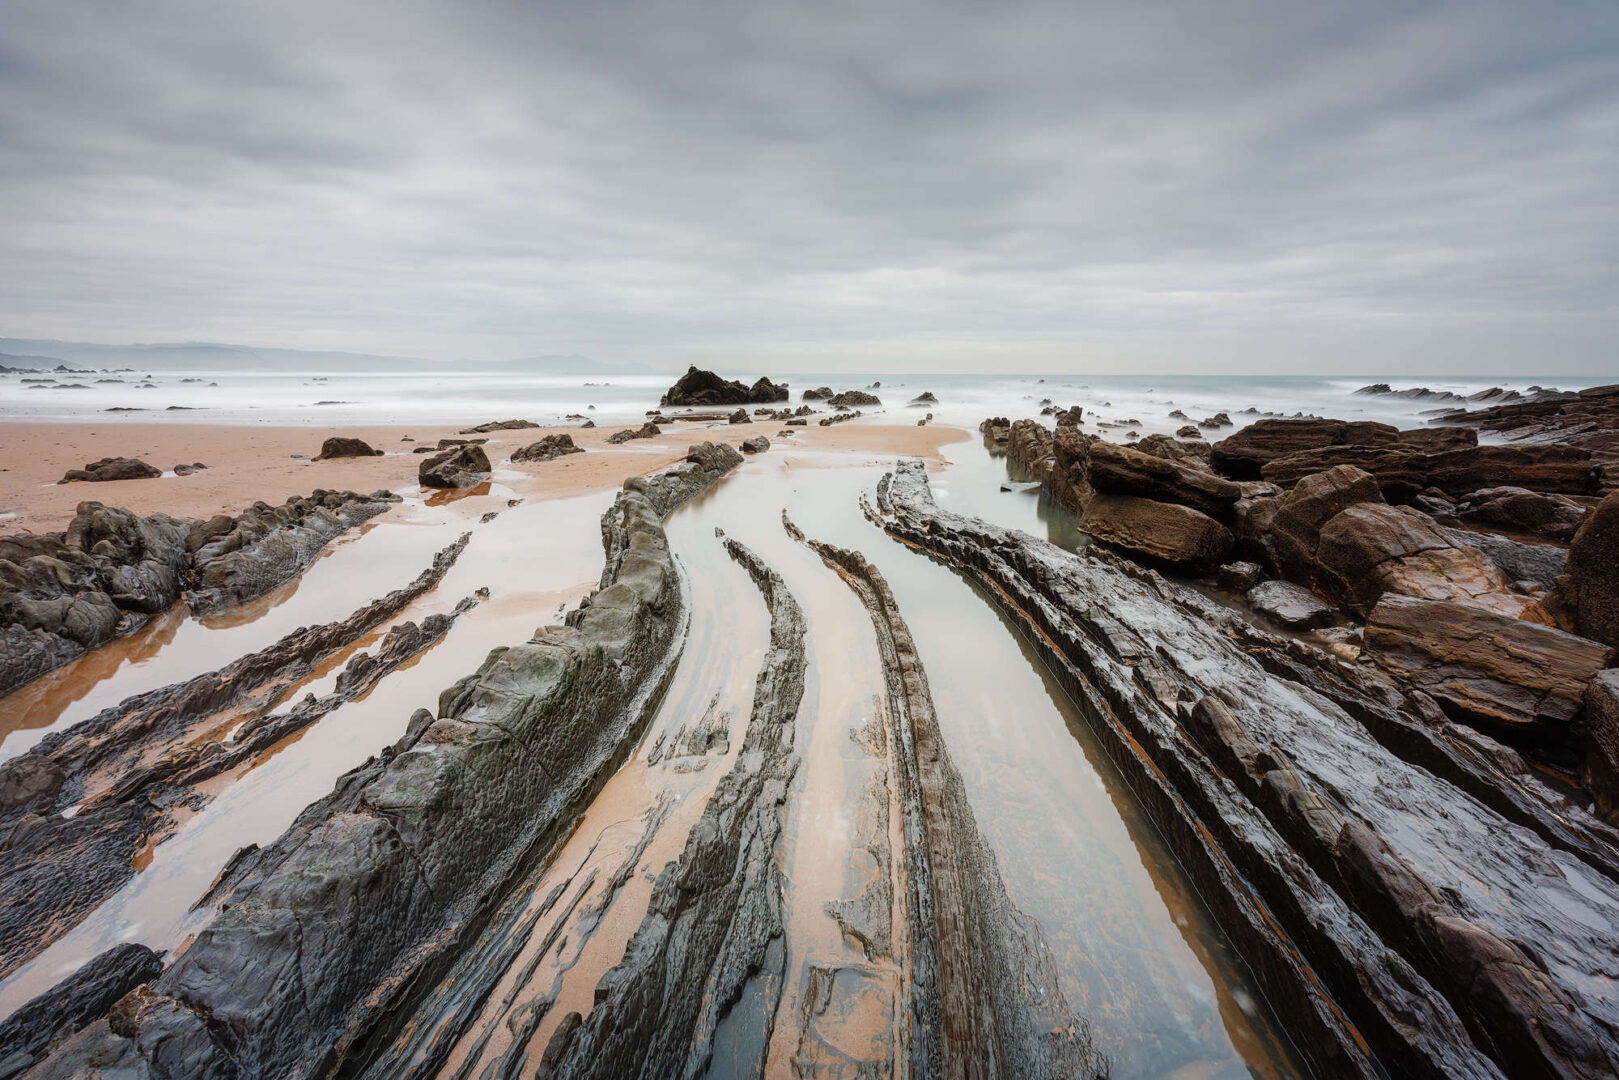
[313,437,383,460]
[829,389,881,408]
[979,416,1011,445]
[908,391,938,406]
[802,386,833,401]
[418,444,491,489]
[1570,490,1619,647]
[1270,465,1386,585]
[728,407,751,424]
[57,458,161,484]
[511,434,584,463]
[1217,560,1265,591]
[659,366,787,406]
[740,435,769,454]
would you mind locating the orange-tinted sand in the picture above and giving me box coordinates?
[0,419,965,533]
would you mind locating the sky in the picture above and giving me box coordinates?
[0,0,1615,374]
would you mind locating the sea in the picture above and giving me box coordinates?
[0,368,1610,439]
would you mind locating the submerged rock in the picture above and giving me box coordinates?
[740,435,770,453]
[829,389,881,408]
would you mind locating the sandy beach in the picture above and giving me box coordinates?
[0,418,965,534]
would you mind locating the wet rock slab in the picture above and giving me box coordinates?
[876,458,1619,1079]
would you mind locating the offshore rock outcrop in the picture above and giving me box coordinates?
[540,534,805,1078]
[0,535,473,979]
[801,532,1107,1078]
[26,444,743,1079]
[1432,382,1619,489]
[660,365,788,407]
[875,458,1619,1080]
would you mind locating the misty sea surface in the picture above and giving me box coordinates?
[0,369,1607,436]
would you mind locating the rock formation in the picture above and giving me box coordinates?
[1570,490,1619,647]
[418,443,492,488]
[659,366,788,406]
[313,436,383,460]
[23,444,744,1079]
[605,421,661,444]
[875,458,1619,1079]
[511,433,585,463]
[829,389,881,408]
[0,537,472,980]
[57,457,162,484]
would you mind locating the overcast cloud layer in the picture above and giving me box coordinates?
[1,0,1615,373]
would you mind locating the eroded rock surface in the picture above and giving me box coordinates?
[313,436,382,460]
[24,444,743,1079]
[540,535,805,1078]
[57,457,162,484]
[511,433,584,463]
[418,443,492,488]
[660,365,788,406]
[0,535,473,979]
[1570,490,1619,647]
[876,458,1619,1080]
[1365,594,1613,737]
[185,489,398,613]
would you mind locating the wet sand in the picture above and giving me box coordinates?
[0,418,964,533]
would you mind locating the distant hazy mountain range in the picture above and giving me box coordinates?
[0,338,648,373]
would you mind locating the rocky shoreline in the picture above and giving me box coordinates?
[877,454,1619,1077]
[0,489,398,698]
[14,442,744,1077]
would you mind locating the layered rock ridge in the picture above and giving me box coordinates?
[873,458,1619,1080]
[23,443,744,1079]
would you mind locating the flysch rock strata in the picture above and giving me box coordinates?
[25,443,743,1079]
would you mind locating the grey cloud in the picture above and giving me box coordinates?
[0,0,1615,372]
